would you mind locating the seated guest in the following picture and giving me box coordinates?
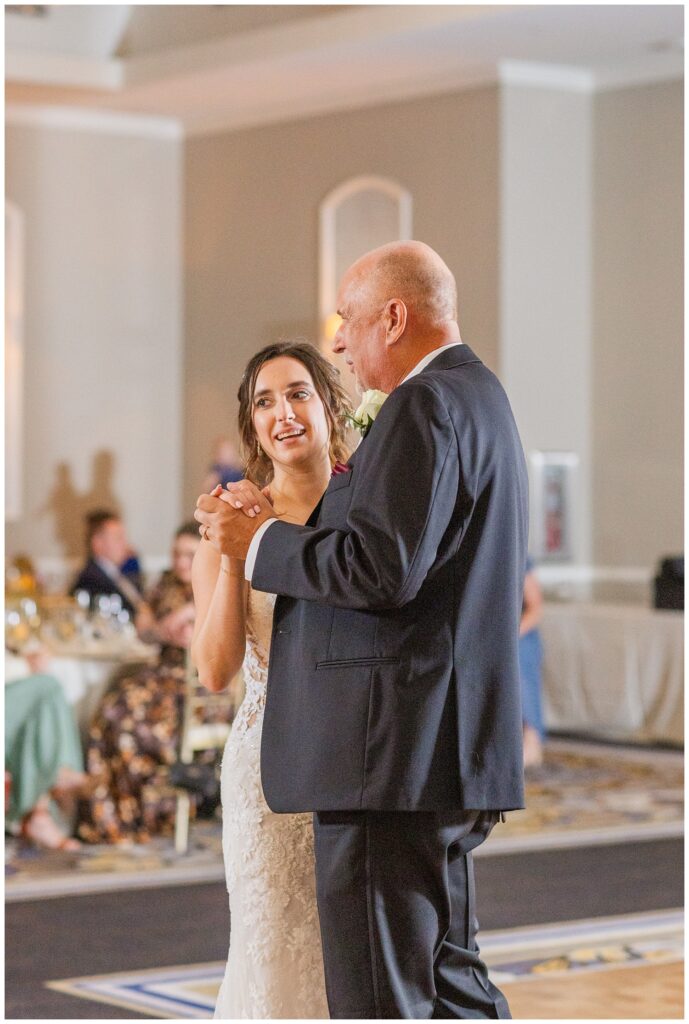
[5,647,88,850]
[70,509,144,617]
[201,435,244,493]
[77,522,232,844]
[520,557,546,768]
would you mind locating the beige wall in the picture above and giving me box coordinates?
[592,80,683,569]
[500,84,593,566]
[6,123,183,572]
[6,75,680,582]
[183,86,500,511]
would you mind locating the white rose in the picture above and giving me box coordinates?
[354,389,388,427]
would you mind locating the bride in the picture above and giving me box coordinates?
[191,341,352,1019]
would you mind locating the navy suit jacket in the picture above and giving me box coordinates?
[70,559,139,617]
[253,345,529,813]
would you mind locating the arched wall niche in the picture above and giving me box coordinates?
[319,175,412,399]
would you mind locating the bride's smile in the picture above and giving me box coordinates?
[274,426,306,442]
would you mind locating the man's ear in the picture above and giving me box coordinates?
[384,298,407,347]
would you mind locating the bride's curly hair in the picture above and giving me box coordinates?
[237,341,353,486]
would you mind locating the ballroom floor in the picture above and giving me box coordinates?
[5,739,684,1019]
[6,739,682,902]
[6,835,683,1018]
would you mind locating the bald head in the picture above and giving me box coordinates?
[333,240,462,392]
[350,241,458,327]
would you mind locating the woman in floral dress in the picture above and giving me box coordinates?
[78,522,233,844]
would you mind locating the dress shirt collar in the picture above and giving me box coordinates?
[94,557,142,607]
[95,557,118,579]
[401,342,466,384]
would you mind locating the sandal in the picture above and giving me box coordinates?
[52,766,101,797]
[20,807,81,852]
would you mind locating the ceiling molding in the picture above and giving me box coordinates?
[6,46,683,141]
[120,5,510,88]
[5,104,182,139]
[500,54,684,95]
[592,51,685,92]
[4,6,512,92]
[6,48,123,89]
[182,65,498,138]
[5,4,132,60]
[5,6,683,137]
[499,61,594,93]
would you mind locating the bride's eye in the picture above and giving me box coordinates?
[292,390,310,400]
[255,397,271,408]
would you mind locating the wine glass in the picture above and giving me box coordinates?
[5,607,29,651]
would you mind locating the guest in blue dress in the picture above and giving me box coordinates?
[201,436,244,492]
[520,557,545,767]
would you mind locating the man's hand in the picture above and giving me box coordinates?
[194,479,276,560]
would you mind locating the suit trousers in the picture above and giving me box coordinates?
[313,808,511,1019]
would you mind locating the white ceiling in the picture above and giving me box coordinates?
[5,5,684,137]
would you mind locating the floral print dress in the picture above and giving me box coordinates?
[77,573,233,845]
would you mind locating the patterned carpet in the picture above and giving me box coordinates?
[496,739,683,850]
[6,739,683,900]
[45,909,684,1019]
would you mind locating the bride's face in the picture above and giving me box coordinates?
[252,356,330,472]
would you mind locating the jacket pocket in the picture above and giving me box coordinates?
[316,656,400,670]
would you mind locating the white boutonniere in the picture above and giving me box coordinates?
[345,389,388,437]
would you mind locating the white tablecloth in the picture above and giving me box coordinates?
[541,602,684,745]
[46,643,158,740]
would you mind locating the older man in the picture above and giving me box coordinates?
[196,241,528,1018]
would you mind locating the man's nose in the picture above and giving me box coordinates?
[332,328,344,354]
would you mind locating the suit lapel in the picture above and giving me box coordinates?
[307,452,360,526]
[306,498,324,528]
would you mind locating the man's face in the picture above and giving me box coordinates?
[93,519,129,566]
[332,269,387,393]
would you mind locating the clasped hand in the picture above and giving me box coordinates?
[194,479,275,559]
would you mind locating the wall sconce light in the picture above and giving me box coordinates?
[323,312,342,343]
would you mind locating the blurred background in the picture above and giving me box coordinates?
[4,4,684,1020]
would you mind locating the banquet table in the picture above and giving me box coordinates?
[43,639,158,740]
[541,601,684,746]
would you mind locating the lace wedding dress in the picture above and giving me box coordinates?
[214,587,329,1020]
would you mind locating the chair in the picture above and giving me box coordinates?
[155,652,240,854]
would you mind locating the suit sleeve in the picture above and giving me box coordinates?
[252,378,460,610]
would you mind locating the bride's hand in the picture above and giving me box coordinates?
[219,479,274,519]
